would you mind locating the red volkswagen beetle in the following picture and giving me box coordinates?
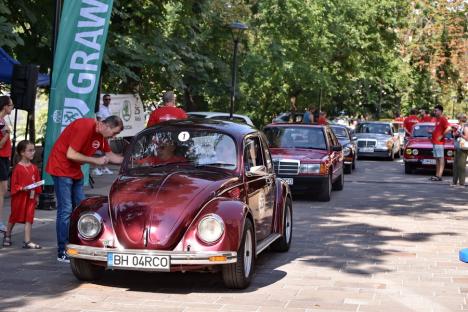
[66,119,292,289]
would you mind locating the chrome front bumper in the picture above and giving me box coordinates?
[66,244,237,265]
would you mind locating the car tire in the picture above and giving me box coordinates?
[404,163,414,174]
[70,258,105,281]
[344,164,352,174]
[271,198,293,252]
[222,219,255,289]
[332,168,344,191]
[318,174,332,201]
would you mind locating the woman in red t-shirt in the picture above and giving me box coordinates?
[0,96,14,233]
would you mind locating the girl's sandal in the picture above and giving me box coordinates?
[3,235,12,247]
[23,241,42,249]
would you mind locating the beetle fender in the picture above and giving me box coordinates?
[180,198,252,252]
[273,178,291,234]
[69,196,115,247]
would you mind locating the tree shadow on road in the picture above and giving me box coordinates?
[283,181,466,277]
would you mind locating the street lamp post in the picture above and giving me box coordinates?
[229,21,248,119]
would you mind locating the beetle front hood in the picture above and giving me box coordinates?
[109,170,235,250]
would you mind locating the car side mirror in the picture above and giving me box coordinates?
[332,145,342,152]
[247,165,267,176]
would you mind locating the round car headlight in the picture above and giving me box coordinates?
[405,148,412,155]
[447,150,453,157]
[197,214,224,244]
[412,149,419,156]
[343,147,351,156]
[78,213,102,240]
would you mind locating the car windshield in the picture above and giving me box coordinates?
[126,129,237,171]
[331,126,349,138]
[264,127,327,150]
[412,124,453,139]
[356,123,392,135]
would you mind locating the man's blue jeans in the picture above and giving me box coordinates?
[52,176,85,256]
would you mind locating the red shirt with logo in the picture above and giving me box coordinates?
[147,106,187,127]
[46,118,111,179]
[431,116,449,145]
[403,115,419,136]
[0,118,11,158]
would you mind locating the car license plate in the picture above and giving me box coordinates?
[282,178,294,185]
[421,159,436,165]
[107,253,170,271]
[359,147,374,153]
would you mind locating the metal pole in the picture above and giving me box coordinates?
[319,88,322,113]
[38,0,61,210]
[229,39,239,119]
[50,0,62,80]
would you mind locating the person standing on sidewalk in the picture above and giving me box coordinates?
[94,94,114,175]
[147,91,187,127]
[3,140,42,249]
[452,113,468,186]
[0,96,14,233]
[429,105,451,181]
[46,116,124,262]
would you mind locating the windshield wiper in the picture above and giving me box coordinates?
[150,160,191,168]
[196,162,236,167]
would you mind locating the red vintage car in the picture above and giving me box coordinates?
[66,120,292,289]
[263,124,344,201]
[403,122,455,174]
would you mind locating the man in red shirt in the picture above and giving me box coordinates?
[46,116,124,262]
[430,105,451,181]
[403,109,419,137]
[147,91,187,127]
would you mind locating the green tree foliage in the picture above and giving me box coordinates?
[1,0,464,129]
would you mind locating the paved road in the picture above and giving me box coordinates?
[0,161,467,312]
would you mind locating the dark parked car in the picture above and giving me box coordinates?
[66,119,292,289]
[263,124,344,201]
[330,125,357,173]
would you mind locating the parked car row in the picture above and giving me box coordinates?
[67,112,428,289]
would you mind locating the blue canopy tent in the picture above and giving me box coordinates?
[0,48,50,87]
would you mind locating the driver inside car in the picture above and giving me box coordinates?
[136,136,186,166]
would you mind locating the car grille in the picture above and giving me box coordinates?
[273,159,300,175]
[357,140,376,148]
[417,149,433,157]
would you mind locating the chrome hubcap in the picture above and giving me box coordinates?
[285,205,292,243]
[243,230,252,278]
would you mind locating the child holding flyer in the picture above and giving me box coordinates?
[3,140,43,248]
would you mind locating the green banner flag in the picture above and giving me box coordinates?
[43,0,114,184]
